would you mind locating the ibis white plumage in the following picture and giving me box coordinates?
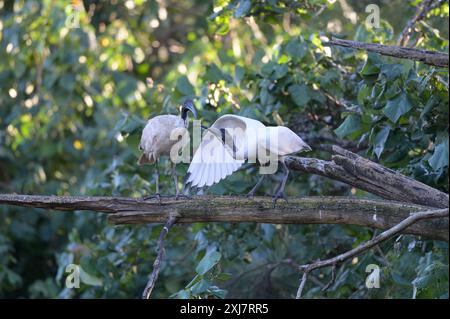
[186,114,311,203]
[138,100,197,198]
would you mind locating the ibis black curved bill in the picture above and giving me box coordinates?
[181,99,197,119]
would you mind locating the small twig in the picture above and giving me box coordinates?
[321,264,336,292]
[296,270,310,299]
[398,0,446,46]
[142,214,178,299]
[295,208,449,299]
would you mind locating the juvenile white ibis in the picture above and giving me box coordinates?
[138,99,197,199]
[186,114,311,204]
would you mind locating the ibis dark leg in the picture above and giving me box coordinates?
[246,174,266,198]
[155,160,160,196]
[171,162,179,197]
[172,162,191,200]
[273,159,289,206]
[143,160,162,203]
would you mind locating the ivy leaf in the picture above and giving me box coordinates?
[383,93,412,123]
[373,126,390,159]
[288,84,311,107]
[196,250,221,275]
[380,63,403,80]
[360,53,381,76]
[285,39,307,59]
[334,114,361,138]
[428,139,449,171]
[274,63,288,79]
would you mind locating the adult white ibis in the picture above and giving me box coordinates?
[138,99,197,199]
[186,114,311,204]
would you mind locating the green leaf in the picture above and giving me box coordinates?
[216,23,230,36]
[208,286,228,299]
[216,272,232,281]
[285,39,306,59]
[373,126,390,159]
[274,64,288,79]
[59,74,76,92]
[234,65,245,83]
[196,250,221,275]
[175,76,195,96]
[380,63,403,80]
[234,0,251,18]
[288,84,311,107]
[391,272,411,286]
[360,53,381,76]
[383,93,412,123]
[357,84,371,106]
[334,114,361,138]
[170,289,191,299]
[205,64,232,83]
[79,266,103,286]
[260,87,270,105]
[80,256,99,276]
[428,139,449,171]
[190,279,211,295]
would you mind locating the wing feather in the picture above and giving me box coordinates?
[187,131,244,188]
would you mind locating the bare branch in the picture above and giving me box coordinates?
[286,146,449,209]
[328,38,449,68]
[0,194,447,240]
[295,208,449,298]
[142,214,178,299]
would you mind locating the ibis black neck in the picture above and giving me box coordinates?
[219,128,226,143]
[181,108,189,121]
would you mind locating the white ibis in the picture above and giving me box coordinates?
[186,114,311,204]
[138,99,197,199]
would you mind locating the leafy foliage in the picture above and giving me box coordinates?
[0,0,448,298]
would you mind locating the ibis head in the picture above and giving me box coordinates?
[181,99,197,120]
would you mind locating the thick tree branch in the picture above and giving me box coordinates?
[328,38,449,68]
[142,215,177,299]
[285,146,449,209]
[295,208,449,299]
[0,194,447,240]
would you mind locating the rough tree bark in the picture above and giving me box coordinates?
[328,38,449,68]
[0,194,447,240]
[0,147,447,240]
[285,146,449,209]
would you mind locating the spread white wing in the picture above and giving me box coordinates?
[187,131,244,188]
